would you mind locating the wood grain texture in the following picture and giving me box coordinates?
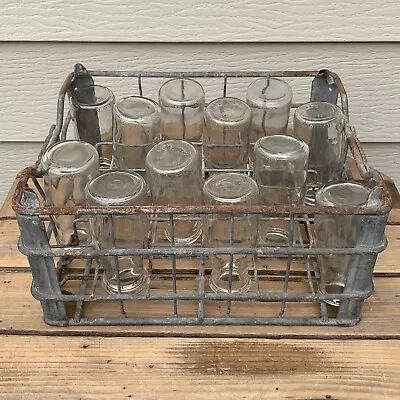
[1,42,400,143]
[1,335,400,399]
[1,0,400,42]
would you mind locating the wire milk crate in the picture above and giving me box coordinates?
[12,66,391,327]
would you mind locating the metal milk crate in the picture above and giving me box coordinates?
[12,66,391,327]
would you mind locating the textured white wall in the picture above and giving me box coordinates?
[1,42,399,142]
[1,0,400,42]
[0,2,399,203]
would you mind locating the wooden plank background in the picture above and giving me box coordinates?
[1,336,400,399]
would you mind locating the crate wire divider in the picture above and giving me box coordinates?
[13,68,391,327]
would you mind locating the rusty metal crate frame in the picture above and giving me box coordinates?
[12,67,391,327]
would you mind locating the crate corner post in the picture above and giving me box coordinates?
[15,190,68,326]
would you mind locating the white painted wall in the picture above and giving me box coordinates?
[0,1,398,203]
[1,0,400,42]
[1,42,400,143]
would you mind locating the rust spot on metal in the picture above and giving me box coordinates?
[12,165,391,217]
[12,167,36,213]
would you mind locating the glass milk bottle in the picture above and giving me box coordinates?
[246,77,292,164]
[159,78,205,144]
[145,140,203,245]
[203,173,259,293]
[43,140,99,245]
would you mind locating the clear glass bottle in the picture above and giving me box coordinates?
[314,181,371,306]
[145,139,203,244]
[293,101,345,187]
[86,171,149,294]
[246,77,293,164]
[254,135,309,246]
[114,96,161,171]
[42,140,100,245]
[203,173,259,293]
[159,78,205,143]
[203,97,251,170]
[70,85,115,166]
